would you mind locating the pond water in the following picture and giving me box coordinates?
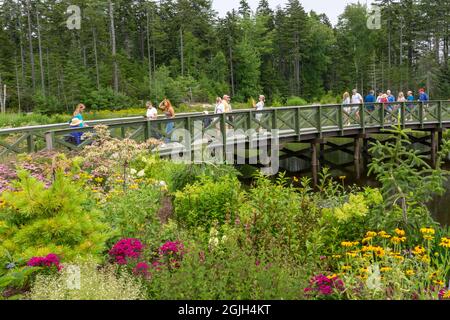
[237,144,450,227]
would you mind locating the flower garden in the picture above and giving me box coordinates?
[1,125,450,300]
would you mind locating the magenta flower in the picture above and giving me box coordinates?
[304,274,345,299]
[109,238,144,265]
[159,241,185,256]
[27,253,62,271]
[133,262,150,277]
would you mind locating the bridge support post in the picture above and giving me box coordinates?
[319,141,325,170]
[438,130,443,152]
[311,141,319,188]
[354,136,362,180]
[362,135,369,171]
[431,129,437,169]
[45,132,54,151]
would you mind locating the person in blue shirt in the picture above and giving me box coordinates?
[386,90,396,121]
[70,103,88,145]
[364,90,376,123]
[406,91,415,121]
[419,88,429,102]
[418,88,430,120]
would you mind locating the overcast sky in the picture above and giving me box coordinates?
[213,0,365,26]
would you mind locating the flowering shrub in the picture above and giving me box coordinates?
[304,274,345,299]
[133,262,150,278]
[109,238,144,265]
[27,254,62,271]
[439,288,450,300]
[319,227,450,300]
[159,241,185,256]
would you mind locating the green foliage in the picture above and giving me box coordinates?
[0,170,113,262]
[286,96,308,106]
[239,173,321,259]
[147,237,309,300]
[85,87,136,111]
[174,175,243,230]
[102,187,162,244]
[368,125,449,229]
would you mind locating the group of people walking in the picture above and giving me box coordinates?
[342,88,429,124]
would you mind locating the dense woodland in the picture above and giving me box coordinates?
[0,0,449,114]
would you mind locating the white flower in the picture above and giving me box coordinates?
[159,181,167,187]
[137,170,145,177]
[130,169,137,175]
[209,237,219,248]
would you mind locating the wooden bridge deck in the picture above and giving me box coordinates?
[1,101,449,160]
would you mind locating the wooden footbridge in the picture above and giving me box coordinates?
[1,101,449,184]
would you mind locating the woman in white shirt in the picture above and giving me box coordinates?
[145,101,158,119]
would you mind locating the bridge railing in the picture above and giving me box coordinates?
[1,100,449,157]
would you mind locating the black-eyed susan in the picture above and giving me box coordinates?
[394,228,406,237]
[380,267,393,273]
[433,280,445,286]
[439,237,450,249]
[420,227,435,235]
[406,270,415,276]
[391,236,406,245]
[412,246,426,256]
[366,231,378,238]
[378,231,391,239]
[341,265,352,271]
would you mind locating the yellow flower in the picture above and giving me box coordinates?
[341,265,352,271]
[360,268,369,273]
[394,228,406,236]
[439,237,450,249]
[391,236,406,245]
[293,176,299,183]
[423,235,434,241]
[406,270,415,276]
[378,231,391,239]
[129,184,139,190]
[362,237,373,244]
[332,254,342,259]
[434,280,445,286]
[421,255,431,264]
[420,227,435,235]
[380,267,392,273]
[346,252,358,258]
[339,176,346,181]
[94,177,104,183]
[412,246,426,256]
[341,241,355,248]
[441,290,450,299]
[365,231,378,238]
[393,254,404,261]
[327,274,338,280]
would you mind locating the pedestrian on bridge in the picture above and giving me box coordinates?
[343,92,351,126]
[351,89,363,122]
[253,95,265,130]
[365,90,376,123]
[405,91,415,121]
[159,99,175,144]
[69,103,88,146]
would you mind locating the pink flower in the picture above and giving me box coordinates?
[133,262,150,277]
[27,254,62,271]
[304,274,345,299]
[109,238,144,265]
[159,241,185,256]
